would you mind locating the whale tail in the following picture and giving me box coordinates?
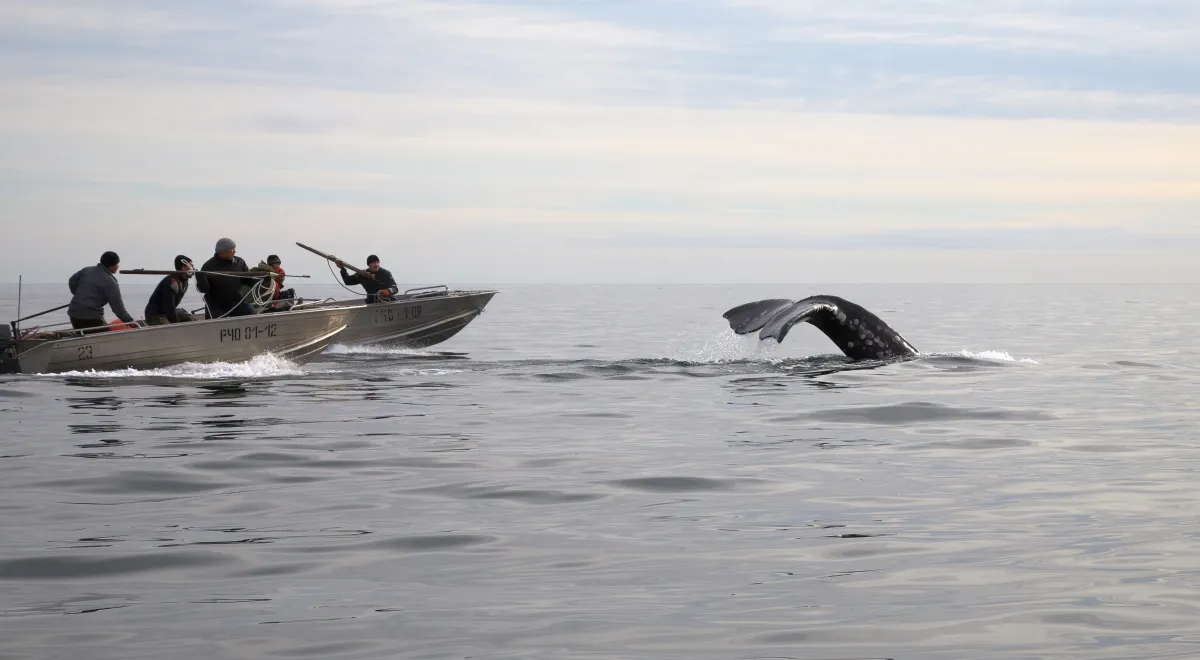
[723,295,919,361]
[722,298,796,336]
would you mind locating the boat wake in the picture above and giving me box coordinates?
[324,344,426,356]
[37,354,305,380]
[26,336,1040,383]
[323,344,469,359]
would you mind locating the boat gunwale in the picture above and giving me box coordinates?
[300,289,499,310]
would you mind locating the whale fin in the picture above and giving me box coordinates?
[722,295,919,361]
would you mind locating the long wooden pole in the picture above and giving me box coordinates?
[295,242,375,279]
[117,269,309,279]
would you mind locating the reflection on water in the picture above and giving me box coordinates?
[2,284,1200,660]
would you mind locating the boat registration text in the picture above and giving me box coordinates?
[373,305,422,324]
[220,323,279,342]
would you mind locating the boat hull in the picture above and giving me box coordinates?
[308,290,497,348]
[9,306,361,374]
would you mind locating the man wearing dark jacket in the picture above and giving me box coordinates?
[145,255,196,326]
[67,251,135,331]
[337,254,398,304]
[195,237,257,318]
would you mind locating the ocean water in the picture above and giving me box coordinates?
[2,282,1199,660]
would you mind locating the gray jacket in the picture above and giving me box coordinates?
[68,265,134,323]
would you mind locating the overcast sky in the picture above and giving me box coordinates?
[2,0,1198,283]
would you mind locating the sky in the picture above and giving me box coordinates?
[1,0,1198,284]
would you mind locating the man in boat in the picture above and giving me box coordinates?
[251,254,295,312]
[144,255,198,326]
[67,251,136,332]
[195,237,258,318]
[336,254,398,304]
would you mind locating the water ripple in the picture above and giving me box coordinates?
[0,552,232,580]
[771,401,1054,425]
[2,283,1199,659]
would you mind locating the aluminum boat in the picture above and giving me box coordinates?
[2,305,362,374]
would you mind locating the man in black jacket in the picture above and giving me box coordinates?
[195,238,258,318]
[145,255,197,325]
[67,251,136,331]
[337,254,398,304]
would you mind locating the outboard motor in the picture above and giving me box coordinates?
[0,324,18,374]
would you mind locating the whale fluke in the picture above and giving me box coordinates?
[723,294,919,361]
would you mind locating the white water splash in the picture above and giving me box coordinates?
[40,353,306,379]
[668,329,787,364]
[956,349,1040,364]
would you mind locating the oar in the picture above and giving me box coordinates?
[295,242,376,279]
[12,301,70,342]
[16,303,69,323]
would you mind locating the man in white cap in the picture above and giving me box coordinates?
[196,237,257,318]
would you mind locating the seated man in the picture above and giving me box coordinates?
[67,251,136,332]
[145,255,197,326]
[251,254,295,312]
[337,254,398,304]
[196,237,258,318]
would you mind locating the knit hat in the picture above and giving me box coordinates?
[267,254,281,265]
[215,237,236,253]
[366,254,380,264]
[174,255,192,270]
[100,251,120,268]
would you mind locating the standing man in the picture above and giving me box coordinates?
[67,251,136,331]
[337,254,398,304]
[196,237,257,318]
[144,255,196,325]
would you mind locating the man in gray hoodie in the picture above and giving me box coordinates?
[67,251,136,331]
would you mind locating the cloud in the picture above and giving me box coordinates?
[1,0,1198,283]
[6,79,1200,198]
[3,0,1199,121]
[272,0,699,49]
[611,227,1200,251]
[724,0,1200,55]
[242,113,344,136]
[0,0,201,33]
[830,74,1200,121]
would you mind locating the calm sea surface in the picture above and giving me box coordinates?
[2,282,1199,660]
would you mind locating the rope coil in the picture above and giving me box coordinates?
[198,269,280,319]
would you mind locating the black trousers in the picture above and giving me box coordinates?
[206,303,255,319]
[146,309,197,326]
[69,317,109,331]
